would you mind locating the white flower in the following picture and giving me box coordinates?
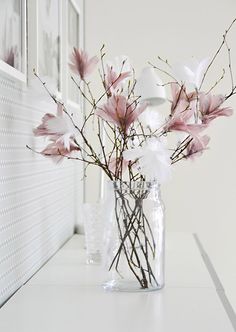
[34,103,78,151]
[46,115,77,150]
[106,55,132,74]
[173,57,210,90]
[123,138,171,183]
[138,107,163,131]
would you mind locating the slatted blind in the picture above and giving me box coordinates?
[0,73,77,306]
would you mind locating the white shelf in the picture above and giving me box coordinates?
[0,233,234,332]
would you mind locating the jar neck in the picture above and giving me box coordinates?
[112,180,160,191]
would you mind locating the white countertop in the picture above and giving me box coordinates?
[0,233,235,332]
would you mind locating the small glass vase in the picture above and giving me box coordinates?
[83,203,104,264]
[103,180,165,292]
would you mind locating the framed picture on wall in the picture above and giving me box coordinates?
[38,0,61,91]
[0,0,27,82]
[68,0,81,104]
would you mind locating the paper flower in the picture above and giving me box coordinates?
[69,47,98,80]
[170,83,196,114]
[33,103,77,150]
[165,83,206,136]
[173,57,210,89]
[105,56,132,92]
[165,103,206,137]
[186,135,210,160]
[123,138,171,182]
[138,107,163,131]
[96,94,147,132]
[105,67,131,91]
[41,139,80,163]
[199,93,233,124]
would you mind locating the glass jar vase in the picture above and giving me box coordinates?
[103,180,165,292]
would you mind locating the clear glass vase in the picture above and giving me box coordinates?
[103,180,165,292]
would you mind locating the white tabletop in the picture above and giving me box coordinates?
[0,233,234,332]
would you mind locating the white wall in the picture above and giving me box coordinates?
[0,0,84,307]
[85,0,236,309]
[0,72,76,306]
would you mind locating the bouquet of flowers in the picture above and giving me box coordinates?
[29,19,235,291]
[31,26,235,183]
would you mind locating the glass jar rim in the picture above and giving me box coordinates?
[106,180,160,192]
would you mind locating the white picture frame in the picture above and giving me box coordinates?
[67,0,81,105]
[0,0,27,83]
[28,0,84,102]
[28,0,62,95]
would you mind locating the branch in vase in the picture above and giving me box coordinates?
[199,17,236,90]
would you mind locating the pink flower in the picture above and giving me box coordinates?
[33,113,56,137]
[108,157,129,176]
[165,114,206,136]
[186,135,210,160]
[199,93,233,124]
[105,65,131,91]
[41,139,80,163]
[33,103,77,150]
[170,83,196,114]
[165,83,206,136]
[165,102,206,136]
[96,94,147,132]
[69,47,98,80]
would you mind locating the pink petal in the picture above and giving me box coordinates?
[136,102,148,116]
[209,94,224,110]
[41,140,80,164]
[215,107,233,117]
[114,95,127,119]
[96,107,118,125]
[200,93,233,124]
[126,102,147,127]
[85,56,99,76]
[69,48,98,80]
[33,113,55,136]
[98,94,146,132]
[166,119,206,137]
[105,66,131,90]
[108,157,129,175]
[185,123,207,136]
[203,106,233,124]
[187,135,210,160]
